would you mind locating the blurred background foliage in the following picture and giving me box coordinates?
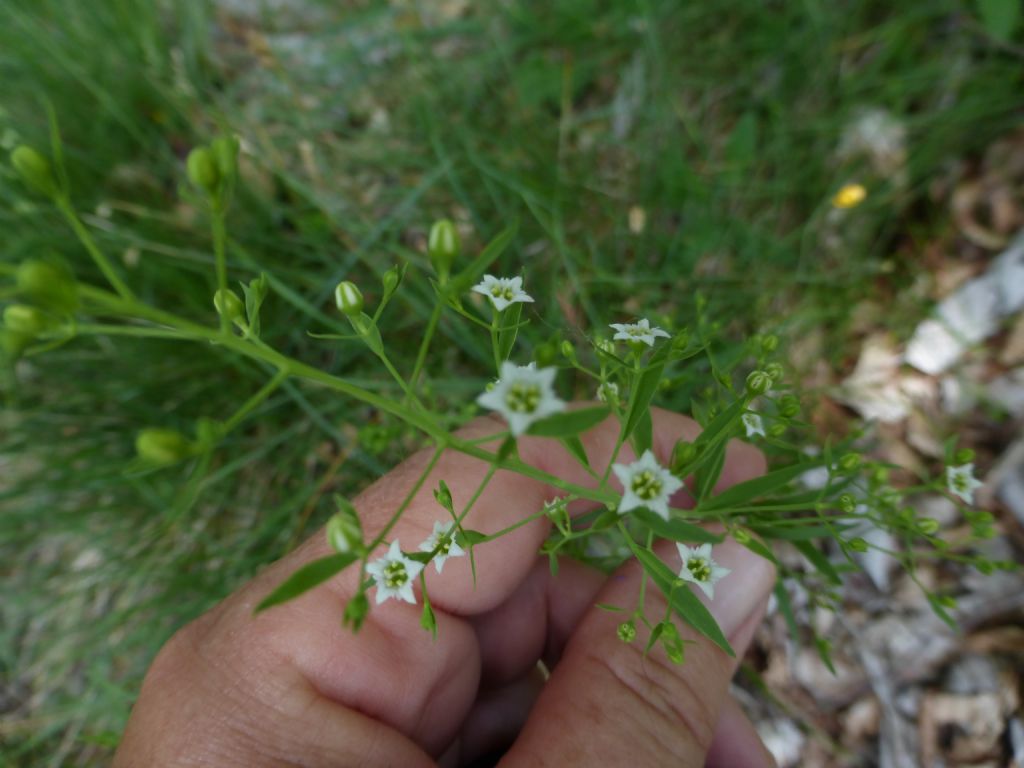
[0,0,1021,762]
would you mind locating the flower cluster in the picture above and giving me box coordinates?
[368,521,466,604]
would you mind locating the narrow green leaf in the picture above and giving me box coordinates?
[735,532,778,564]
[421,587,438,639]
[632,408,653,455]
[255,552,358,613]
[793,540,841,585]
[979,0,1020,42]
[695,440,727,501]
[701,463,819,512]
[634,507,723,544]
[457,529,489,546]
[621,350,668,443]
[774,580,799,642]
[529,406,610,438]
[452,221,518,291]
[496,300,524,363]
[625,537,734,656]
[560,435,591,469]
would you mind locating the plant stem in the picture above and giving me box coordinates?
[56,197,135,301]
[212,210,229,334]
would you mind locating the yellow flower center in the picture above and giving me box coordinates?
[383,561,408,589]
[687,558,711,582]
[505,382,541,413]
[631,470,663,500]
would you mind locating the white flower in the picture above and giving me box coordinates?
[477,362,565,436]
[946,463,983,505]
[677,543,730,600]
[597,381,619,403]
[366,540,424,605]
[472,275,534,312]
[612,450,684,520]
[418,521,465,574]
[741,412,765,438]
[609,318,670,347]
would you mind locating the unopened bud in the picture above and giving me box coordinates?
[135,428,193,466]
[954,448,975,464]
[186,146,220,195]
[11,146,58,197]
[767,423,787,438]
[838,493,856,514]
[917,518,940,535]
[3,304,46,337]
[838,453,861,472]
[560,340,576,363]
[428,219,460,281]
[210,135,239,180]
[760,334,779,353]
[16,259,78,312]
[213,288,245,322]
[382,264,402,299]
[847,537,868,553]
[334,281,364,317]
[745,370,773,395]
[765,362,784,381]
[326,504,364,555]
[343,591,369,631]
[671,440,698,471]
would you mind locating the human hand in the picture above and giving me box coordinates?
[114,408,777,767]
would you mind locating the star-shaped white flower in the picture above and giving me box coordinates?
[612,450,684,520]
[946,463,983,505]
[472,275,534,312]
[477,362,565,436]
[366,540,424,605]
[609,318,670,347]
[677,543,731,600]
[418,521,466,574]
[741,412,765,438]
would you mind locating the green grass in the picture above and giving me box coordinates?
[1,0,1022,762]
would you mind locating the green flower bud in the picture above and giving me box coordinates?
[186,146,220,195]
[778,394,800,418]
[732,527,751,544]
[381,264,402,300]
[847,537,868,552]
[838,453,861,472]
[954,448,975,464]
[765,362,784,381]
[326,509,364,555]
[760,334,779,354]
[334,281,364,317]
[16,259,78,312]
[213,288,245,323]
[343,591,370,631]
[135,428,193,466]
[210,135,239,180]
[671,439,698,471]
[617,620,637,644]
[916,517,940,535]
[767,423,787,438]
[560,340,577,363]
[745,370,773,395]
[838,493,856,514]
[10,146,58,197]
[871,467,889,485]
[3,304,46,337]
[428,219,460,281]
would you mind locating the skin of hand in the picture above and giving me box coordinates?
[114,408,778,767]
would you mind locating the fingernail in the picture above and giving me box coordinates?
[704,540,775,638]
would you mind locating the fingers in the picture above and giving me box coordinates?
[707,695,777,768]
[500,539,775,768]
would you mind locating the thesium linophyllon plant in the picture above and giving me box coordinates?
[2,122,1008,666]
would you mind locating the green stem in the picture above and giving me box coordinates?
[56,197,135,301]
[212,211,229,334]
[409,302,442,394]
[221,369,289,435]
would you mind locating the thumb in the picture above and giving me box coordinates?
[501,540,775,767]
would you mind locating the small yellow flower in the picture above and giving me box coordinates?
[832,183,867,209]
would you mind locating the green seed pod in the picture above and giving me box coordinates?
[186,146,220,195]
[343,591,369,631]
[210,134,239,180]
[838,493,856,514]
[3,304,46,337]
[916,517,940,535]
[16,259,78,312]
[765,362,784,381]
[838,453,861,472]
[427,219,460,281]
[767,423,787,438]
[745,369,773,395]
[617,621,637,644]
[560,340,577,363]
[778,394,800,418]
[213,288,245,322]
[334,281,364,317]
[135,428,193,466]
[381,264,402,300]
[760,334,779,354]
[10,146,58,197]
[847,537,868,553]
[326,510,364,555]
